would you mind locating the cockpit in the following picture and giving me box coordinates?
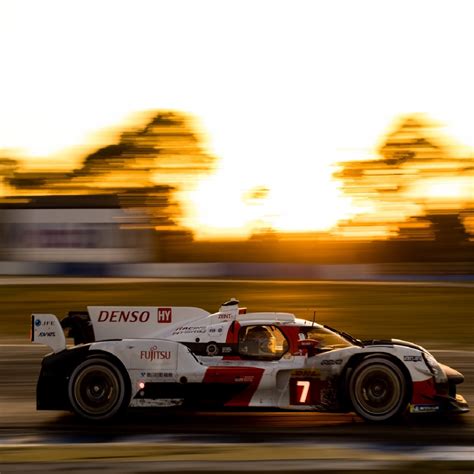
[238,324,289,359]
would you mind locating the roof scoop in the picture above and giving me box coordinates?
[220,298,239,309]
[218,298,242,320]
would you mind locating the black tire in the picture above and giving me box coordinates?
[68,357,129,421]
[349,357,408,422]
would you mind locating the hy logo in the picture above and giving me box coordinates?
[157,308,172,323]
[35,319,41,327]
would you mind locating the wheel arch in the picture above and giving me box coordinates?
[338,351,413,411]
[67,349,133,420]
[83,349,133,398]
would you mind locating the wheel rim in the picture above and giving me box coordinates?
[353,364,402,417]
[73,365,120,416]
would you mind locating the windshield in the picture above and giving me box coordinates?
[299,326,352,349]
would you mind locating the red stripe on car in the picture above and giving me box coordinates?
[203,366,264,406]
[411,377,436,404]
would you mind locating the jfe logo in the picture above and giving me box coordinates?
[35,319,53,327]
[157,308,172,323]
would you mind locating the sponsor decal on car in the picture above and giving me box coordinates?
[38,331,56,337]
[321,359,343,366]
[207,326,224,335]
[218,313,234,320]
[235,375,254,383]
[172,326,207,335]
[96,308,173,324]
[98,310,151,323]
[291,369,321,377]
[140,346,172,361]
[140,371,174,378]
[157,308,172,323]
[35,319,54,327]
[403,355,423,362]
[409,404,440,413]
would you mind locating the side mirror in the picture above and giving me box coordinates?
[297,339,320,357]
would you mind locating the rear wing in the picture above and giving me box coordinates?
[31,302,237,348]
[31,314,66,353]
[32,306,211,348]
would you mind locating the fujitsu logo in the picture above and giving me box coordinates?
[140,345,171,361]
[157,307,172,323]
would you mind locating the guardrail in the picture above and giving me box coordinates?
[0,261,473,281]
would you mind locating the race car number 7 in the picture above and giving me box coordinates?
[297,380,310,403]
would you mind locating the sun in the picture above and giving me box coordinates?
[182,163,354,240]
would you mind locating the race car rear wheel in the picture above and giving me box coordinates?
[68,357,129,421]
[349,357,408,422]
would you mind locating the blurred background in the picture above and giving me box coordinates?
[0,110,472,279]
[0,1,473,281]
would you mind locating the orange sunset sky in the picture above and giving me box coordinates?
[1,0,473,238]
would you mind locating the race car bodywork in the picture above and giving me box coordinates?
[31,299,469,422]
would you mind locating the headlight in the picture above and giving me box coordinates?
[423,352,447,384]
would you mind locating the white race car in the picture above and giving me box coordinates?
[31,298,468,422]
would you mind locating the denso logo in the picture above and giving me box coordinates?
[157,307,172,323]
[140,345,172,361]
[98,310,151,323]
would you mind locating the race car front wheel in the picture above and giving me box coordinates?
[349,357,408,422]
[68,357,129,421]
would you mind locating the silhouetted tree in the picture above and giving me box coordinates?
[74,111,215,186]
[335,114,474,240]
[428,213,470,244]
[9,110,216,193]
[0,157,18,195]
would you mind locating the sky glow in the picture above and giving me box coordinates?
[1,0,473,237]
